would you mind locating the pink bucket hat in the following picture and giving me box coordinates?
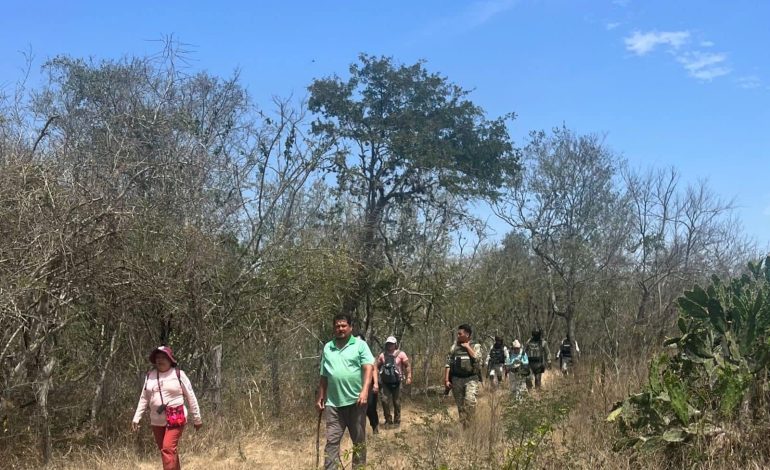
[149,345,178,366]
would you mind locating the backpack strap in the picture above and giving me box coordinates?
[157,370,164,407]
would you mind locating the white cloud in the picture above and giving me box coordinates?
[624,30,690,55]
[621,30,735,82]
[418,0,517,38]
[737,75,762,89]
[467,0,518,28]
[605,22,622,31]
[677,51,730,81]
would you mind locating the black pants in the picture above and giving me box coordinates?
[527,364,545,388]
[381,384,401,424]
[365,387,378,430]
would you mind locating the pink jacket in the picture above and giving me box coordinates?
[132,368,202,427]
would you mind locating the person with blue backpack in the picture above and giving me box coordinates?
[376,336,411,428]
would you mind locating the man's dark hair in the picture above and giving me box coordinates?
[494,335,503,343]
[458,324,473,336]
[333,313,353,326]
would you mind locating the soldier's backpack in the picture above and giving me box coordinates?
[380,352,400,387]
[527,340,544,365]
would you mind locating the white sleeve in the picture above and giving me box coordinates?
[132,375,150,424]
[179,370,202,425]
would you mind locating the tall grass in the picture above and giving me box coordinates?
[13,358,770,469]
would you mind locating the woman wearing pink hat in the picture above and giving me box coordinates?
[132,346,202,470]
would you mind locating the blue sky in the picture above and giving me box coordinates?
[2,0,768,245]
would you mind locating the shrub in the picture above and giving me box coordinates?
[608,256,770,450]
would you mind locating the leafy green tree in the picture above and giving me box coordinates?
[308,54,519,329]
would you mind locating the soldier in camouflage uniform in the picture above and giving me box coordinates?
[525,328,551,389]
[444,324,483,428]
[485,335,508,388]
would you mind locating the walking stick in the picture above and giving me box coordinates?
[315,408,323,469]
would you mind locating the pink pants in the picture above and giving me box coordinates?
[152,425,184,470]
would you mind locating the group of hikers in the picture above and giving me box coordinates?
[130,314,578,470]
[315,315,413,469]
[315,314,580,469]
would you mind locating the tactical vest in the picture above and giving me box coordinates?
[488,345,506,366]
[527,340,544,364]
[449,342,479,378]
[560,340,572,358]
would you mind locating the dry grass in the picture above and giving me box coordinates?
[14,361,770,469]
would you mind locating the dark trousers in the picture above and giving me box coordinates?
[381,384,401,424]
[324,404,366,470]
[365,388,379,430]
[527,364,545,389]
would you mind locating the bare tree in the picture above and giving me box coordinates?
[495,127,631,365]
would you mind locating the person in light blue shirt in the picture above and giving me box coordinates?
[506,340,529,399]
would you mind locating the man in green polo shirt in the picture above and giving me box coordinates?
[316,314,374,470]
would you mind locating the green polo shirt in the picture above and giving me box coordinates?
[320,335,375,407]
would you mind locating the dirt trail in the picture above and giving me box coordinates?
[111,392,456,470]
[66,371,566,469]
[224,371,561,469]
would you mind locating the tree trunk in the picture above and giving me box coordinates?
[567,312,578,369]
[341,198,386,324]
[270,348,281,418]
[90,326,121,427]
[36,356,56,466]
[363,291,373,337]
[636,284,650,322]
[210,344,223,412]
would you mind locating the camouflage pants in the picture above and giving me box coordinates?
[451,376,479,427]
[509,374,528,400]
